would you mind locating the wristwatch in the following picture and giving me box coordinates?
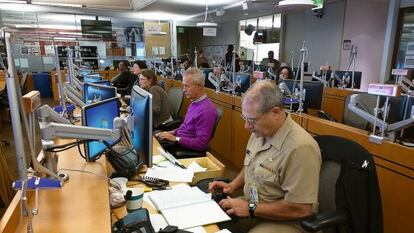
[248,202,257,218]
[175,137,181,143]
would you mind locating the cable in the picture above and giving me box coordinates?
[57,168,109,180]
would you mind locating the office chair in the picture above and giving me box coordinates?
[174,107,223,159]
[300,135,383,233]
[161,88,184,130]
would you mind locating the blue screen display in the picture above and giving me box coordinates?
[130,86,152,167]
[84,74,102,83]
[79,69,92,77]
[83,98,119,161]
[83,83,116,104]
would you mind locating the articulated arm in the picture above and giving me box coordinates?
[347,94,388,131]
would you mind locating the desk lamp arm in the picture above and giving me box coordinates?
[347,94,388,131]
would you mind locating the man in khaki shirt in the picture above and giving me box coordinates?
[209,80,321,233]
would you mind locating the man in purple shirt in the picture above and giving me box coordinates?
[155,68,218,158]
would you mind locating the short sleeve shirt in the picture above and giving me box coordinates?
[243,114,321,211]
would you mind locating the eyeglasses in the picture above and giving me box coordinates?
[240,114,265,125]
[241,106,278,125]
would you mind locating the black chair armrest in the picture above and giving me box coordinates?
[175,149,206,159]
[317,110,337,122]
[299,210,348,232]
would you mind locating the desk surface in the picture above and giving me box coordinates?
[0,138,220,232]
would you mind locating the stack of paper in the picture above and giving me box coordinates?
[147,185,230,229]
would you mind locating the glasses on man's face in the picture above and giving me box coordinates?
[241,106,278,125]
[240,113,265,125]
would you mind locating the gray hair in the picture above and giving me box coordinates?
[183,68,205,87]
[243,80,284,114]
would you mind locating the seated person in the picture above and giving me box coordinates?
[111,61,133,93]
[276,66,294,84]
[132,60,148,85]
[209,81,321,233]
[138,69,173,130]
[260,51,280,75]
[198,49,210,68]
[155,68,218,157]
[225,45,240,72]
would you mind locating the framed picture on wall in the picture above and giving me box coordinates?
[343,40,352,50]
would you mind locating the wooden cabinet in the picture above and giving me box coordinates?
[321,87,356,123]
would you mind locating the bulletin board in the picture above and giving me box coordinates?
[203,45,228,65]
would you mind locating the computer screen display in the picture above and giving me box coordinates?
[333,71,362,89]
[82,97,119,161]
[83,74,102,83]
[79,68,92,77]
[130,85,153,168]
[83,82,117,104]
[280,80,324,112]
[91,80,110,86]
[235,73,250,93]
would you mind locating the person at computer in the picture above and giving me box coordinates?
[260,51,280,76]
[276,66,294,84]
[197,49,210,68]
[138,69,173,130]
[111,61,133,91]
[131,60,148,85]
[209,80,321,233]
[155,68,218,157]
[225,45,240,72]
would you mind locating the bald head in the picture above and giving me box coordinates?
[243,80,284,114]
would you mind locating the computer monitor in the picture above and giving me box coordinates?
[83,82,117,104]
[79,68,92,77]
[333,71,362,89]
[84,74,102,83]
[201,68,215,89]
[130,85,153,168]
[280,80,324,112]
[92,80,110,86]
[81,97,120,161]
[235,73,250,93]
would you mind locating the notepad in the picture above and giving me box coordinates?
[147,186,231,229]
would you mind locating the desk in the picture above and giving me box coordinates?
[0,137,220,232]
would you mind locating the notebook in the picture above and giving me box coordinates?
[147,185,231,229]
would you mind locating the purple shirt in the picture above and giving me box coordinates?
[176,97,218,151]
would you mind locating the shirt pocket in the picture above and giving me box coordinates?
[253,165,278,185]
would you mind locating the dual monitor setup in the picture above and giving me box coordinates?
[66,70,153,168]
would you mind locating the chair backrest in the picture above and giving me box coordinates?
[158,79,165,89]
[168,88,184,119]
[210,107,223,140]
[314,135,383,233]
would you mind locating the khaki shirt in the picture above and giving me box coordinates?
[243,114,321,210]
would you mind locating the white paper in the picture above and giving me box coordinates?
[187,161,207,173]
[150,214,168,232]
[20,58,29,68]
[162,201,231,229]
[159,47,165,55]
[14,59,20,66]
[148,186,211,211]
[215,229,232,233]
[42,57,54,64]
[145,168,193,183]
[186,226,207,233]
[152,46,159,55]
[44,45,55,55]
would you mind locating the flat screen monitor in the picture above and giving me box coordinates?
[130,85,153,168]
[84,74,102,83]
[280,80,324,112]
[91,80,110,86]
[333,71,362,89]
[79,68,92,77]
[201,68,215,89]
[81,97,119,161]
[83,82,117,104]
[235,73,250,93]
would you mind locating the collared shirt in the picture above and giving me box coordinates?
[192,93,207,103]
[243,114,321,211]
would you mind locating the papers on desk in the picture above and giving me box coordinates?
[145,155,194,183]
[147,185,230,229]
[150,214,207,233]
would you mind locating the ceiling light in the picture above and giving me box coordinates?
[216,8,225,16]
[275,0,316,12]
[32,2,83,8]
[197,4,217,28]
[242,1,248,10]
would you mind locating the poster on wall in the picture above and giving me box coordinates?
[124,25,144,43]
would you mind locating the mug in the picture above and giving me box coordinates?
[126,187,144,213]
